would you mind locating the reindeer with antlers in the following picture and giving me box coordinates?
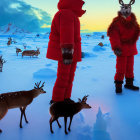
[0,81,46,133]
[107,0,140,94]
[22,47,40,58]
[49,95,91,134]
[0,56,6,72]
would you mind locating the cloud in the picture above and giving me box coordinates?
[0,0,52,33]
[41,23,51,28]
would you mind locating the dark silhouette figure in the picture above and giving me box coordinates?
[49,95,91,134]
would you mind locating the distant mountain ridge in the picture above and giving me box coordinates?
[0,23,31,35]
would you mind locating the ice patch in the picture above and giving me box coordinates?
[82,52,97,58]
[46,63,52,67]
[33,68,56,79]
[93,45,106,52]
[93,107,111,140]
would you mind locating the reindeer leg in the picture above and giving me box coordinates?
[50,117,53,133]
[20,107,24,128]
[0,129,2,133]
[56,119,61,128]
[23,107,28,123]
[68,115,73,132]
[50,117,56,134]
[64,117,68,134]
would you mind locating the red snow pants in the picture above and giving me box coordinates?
[52,61,77,102]
[114,56,134,81]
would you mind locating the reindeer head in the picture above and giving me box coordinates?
[78,95,92,109]
[119,0,135,18]
[34,81,46,97]
[36,47,40,55]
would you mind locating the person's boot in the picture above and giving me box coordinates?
[115,81,123,94]
[124,78,139,91]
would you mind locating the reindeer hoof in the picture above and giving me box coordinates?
[68,128,71,132]
[58,125,61,128]
[65,131,68,135]
[0,129,2,133]
[20,125,23,128]
[26,121,29,124]
[51,130,54,134]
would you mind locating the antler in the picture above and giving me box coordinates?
[129,0,135,5]
[82,95,89,103]
[119,0,124,5]
[34,81,41,89]
[40,82,45,89]
[34,81,45,89]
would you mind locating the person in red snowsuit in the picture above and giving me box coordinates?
[107,0,140,94]
[46,0,86,102]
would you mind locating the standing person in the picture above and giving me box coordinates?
[46,0,86,103]
[107,0,140,94]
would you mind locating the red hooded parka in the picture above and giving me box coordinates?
[47,0,85,62]
[47,0,85,102]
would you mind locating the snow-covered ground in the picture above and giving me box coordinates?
[0,32,140,140]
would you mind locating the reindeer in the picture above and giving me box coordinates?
[16,47,22,56]
[86,34,91,38]
[49,95,91,134]
[98,42,104,47]
[101,35,105,39]
[119,0,135,18]
[0,81,46,133]
[0,56,6,72]
[7,37,12,46]
[22,47,40,58]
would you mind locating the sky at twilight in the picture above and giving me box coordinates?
[24,0,140,32]
[0,0,140,32]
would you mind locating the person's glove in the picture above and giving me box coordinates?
[114,48,122,56]
[61,44,74,65]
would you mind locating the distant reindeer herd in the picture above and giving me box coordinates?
[6,37,40,57]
